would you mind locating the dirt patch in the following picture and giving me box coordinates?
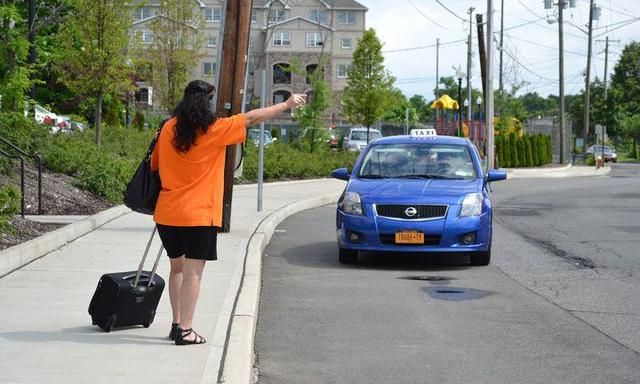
[0,161,115,251]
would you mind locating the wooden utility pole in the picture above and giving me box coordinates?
[476,14,487,103]
[218,0,253,232]
[558,1,566,164]
[583,0,595,153]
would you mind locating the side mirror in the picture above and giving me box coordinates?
[331,167,351,181]
[486,169,507,183]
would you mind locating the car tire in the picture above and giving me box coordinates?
[338,248,358,264]
[470,249,491,266]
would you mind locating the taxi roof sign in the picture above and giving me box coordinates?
[410,129,437,137]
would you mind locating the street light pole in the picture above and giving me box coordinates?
[457,76,463,137]
[486,0,495,169]
[467,7,475,122]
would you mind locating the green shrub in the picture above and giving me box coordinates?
[509,134,519,168]
[240,141,359,182]
[525,136,533,167]
[585,154,595,166]
[0,184,20,232]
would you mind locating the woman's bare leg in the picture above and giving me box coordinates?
[169,256,185,324]
[178,258,206,341]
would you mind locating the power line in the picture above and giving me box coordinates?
[382,38,466,53]
[594,17,640,37]
[433,0,466,22]
[502,43,557,82]
[406,0,458,31]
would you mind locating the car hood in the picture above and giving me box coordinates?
[348,178,483,204]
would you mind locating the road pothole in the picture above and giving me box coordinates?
[423,286,494,301]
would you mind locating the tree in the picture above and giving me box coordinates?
[293,59,331,152]
[621,114,640,159]
[520,92,556,118]
[382,87,418,126]
[0,3,33,111]
[341,28,395,141]
[408,94,433,123]
[139,0,204,111]
[610,42,640,116]
[57,0,132,145]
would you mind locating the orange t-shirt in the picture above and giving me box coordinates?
[150,114,246,227]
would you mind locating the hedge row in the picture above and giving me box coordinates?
[239,139,359,181]
[0,113,151,203]
[495,133,552,168]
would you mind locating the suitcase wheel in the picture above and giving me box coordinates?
[104,315,116,333]
[143,311,156,328]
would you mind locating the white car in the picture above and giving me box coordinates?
[344,127,382,152]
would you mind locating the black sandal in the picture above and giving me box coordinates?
[169,323,179,341]
[175,327,207,346]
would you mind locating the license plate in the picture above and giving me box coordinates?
[395,231,424,244]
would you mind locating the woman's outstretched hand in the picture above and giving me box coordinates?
[286,94,307,109]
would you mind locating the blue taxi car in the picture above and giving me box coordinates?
[331,129,507,265]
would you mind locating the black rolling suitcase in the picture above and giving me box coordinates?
[88,226,165,332]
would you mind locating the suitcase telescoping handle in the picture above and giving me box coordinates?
[133,226,164,288]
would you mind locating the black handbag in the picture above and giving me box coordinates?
[124,126,163,215]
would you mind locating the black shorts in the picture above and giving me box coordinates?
[156,224,219,261]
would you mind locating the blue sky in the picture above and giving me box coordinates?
[360,0,640,101]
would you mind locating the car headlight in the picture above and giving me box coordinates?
[460,193,483,217]
[342,192,363,216]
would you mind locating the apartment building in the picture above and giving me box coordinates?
[129,0,367,129]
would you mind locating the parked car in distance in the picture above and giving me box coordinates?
[247,129,276,146]
[331,129,507,266]
[586,145,617,163]
[344,127,383,152]
[299,127,339,148]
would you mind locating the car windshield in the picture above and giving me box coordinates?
[248,130,272,142]
[358,143,477,180]
[350,130,382,141]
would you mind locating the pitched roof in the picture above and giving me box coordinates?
[253,0,367,10]
[265,16,335,31]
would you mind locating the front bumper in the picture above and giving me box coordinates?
[336,207,491,253]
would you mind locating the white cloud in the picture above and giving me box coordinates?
[360,0,640,99]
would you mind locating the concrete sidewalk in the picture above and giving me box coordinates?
[0,165,611,384]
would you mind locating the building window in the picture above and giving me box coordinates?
[205,8,222,22]
[308,9,328,24]
[133,7,152,21]
[203,62,216,76]
[207,34,217,47]
[336,64,350,79]
[273,32,291,47]
[273,90,291,105]
[306,64,320,84]
[135,87,153,105]
[273,63,291,84]
[341,38,352,49]
[251,11,257,23]
[306,32,324,47]
[268,9,288,23]
[337,10,355,25]
[136,30,153,44]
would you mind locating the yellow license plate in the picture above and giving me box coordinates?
[395,231,424,244]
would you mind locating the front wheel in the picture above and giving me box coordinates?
[338,248,358,264]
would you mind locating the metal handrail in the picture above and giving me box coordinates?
[0,137,42,214]
[0,149,25,217]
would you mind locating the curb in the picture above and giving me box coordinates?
[218,194,338,384]
[0,205,130,278]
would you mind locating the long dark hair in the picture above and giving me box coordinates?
[172,80,217,153]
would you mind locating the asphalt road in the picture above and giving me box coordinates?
[255,163,640,384]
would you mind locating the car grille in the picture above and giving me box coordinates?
[379,233,441,246]
[375,205,448,220]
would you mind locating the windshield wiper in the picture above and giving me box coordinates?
[359,174,385,179]
[395,174,464,180]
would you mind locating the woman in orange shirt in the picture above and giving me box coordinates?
[151,80,306,345]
